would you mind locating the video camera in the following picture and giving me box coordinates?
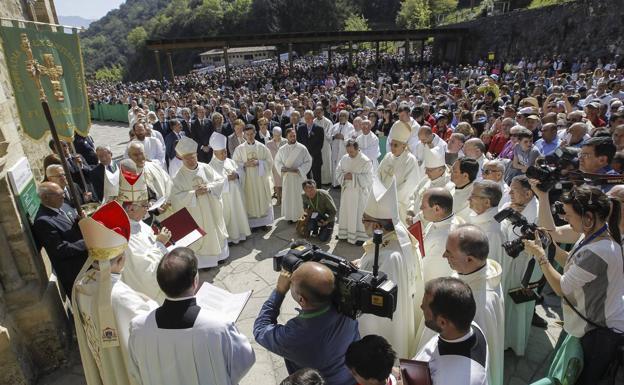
[273,231,398,320]
[526,147,579,192]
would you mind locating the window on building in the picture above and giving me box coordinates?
[244,54,253,60]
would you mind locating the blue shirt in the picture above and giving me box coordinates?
[253,290,359,385]
[597,166,620,193]
[534,137,560,156]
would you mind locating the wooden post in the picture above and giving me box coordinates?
[154,50,163,80]
[166,52,174,80]
[223,46,230,81]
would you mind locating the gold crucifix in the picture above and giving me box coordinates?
[20,33,65,102]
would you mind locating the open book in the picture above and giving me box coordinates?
[399,359,432,385]
[159,208,206,252]
[195,282,253,324]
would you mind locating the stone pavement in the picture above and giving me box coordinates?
[37,121,564,384]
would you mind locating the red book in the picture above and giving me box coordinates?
[408,221,426,257]
[399,359,432,385]
[159,208,206,249]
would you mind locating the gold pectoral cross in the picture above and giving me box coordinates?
[20,33,65,102]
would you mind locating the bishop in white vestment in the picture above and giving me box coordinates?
[377,121,422,223]
[331,111,354,187]
[208,133,251,244]
[72,202,158,385]
[232,126,275,228]
[171,137,229,268]
[274,128,313,221]
[335,141,373,244]
[356,119,381,172]
[356,178,424,359]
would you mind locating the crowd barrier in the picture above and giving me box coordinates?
[90,103,129,123]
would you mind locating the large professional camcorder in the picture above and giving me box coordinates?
[526,146,579,192]
[494,207,542,258]
[273,231,398,320]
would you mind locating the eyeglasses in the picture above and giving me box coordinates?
[482,169,498,175]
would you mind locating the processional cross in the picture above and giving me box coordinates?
[20,33,64,101]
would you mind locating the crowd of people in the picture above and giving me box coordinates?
[32,50,624,385]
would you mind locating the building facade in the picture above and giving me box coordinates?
[200,46,277,67]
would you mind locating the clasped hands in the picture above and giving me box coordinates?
[245,159,259,168]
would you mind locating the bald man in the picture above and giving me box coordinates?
[33,182,88,297]
[254,262,359,385]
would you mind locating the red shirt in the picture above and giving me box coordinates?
[489,133,509,156]
[432,125,453,141]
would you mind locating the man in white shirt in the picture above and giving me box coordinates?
[128,122,166,168]
[450,157,479,222]
[467,180,506,266]
[331,110,354,187]
[314,106,334,185]
[356,119,381,172]
[129,247,255,385]
[415,277,488,385]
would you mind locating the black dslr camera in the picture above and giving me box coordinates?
[273,231,398,320]
[307,212,330,234]
[526,147,579,192]
[494,207,543,258]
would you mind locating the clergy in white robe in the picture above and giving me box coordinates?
[232,125,275,228]
[116,159,168,304]
[314,107,334,185]
[127,141,174,220]
[385,109,420,155]
[335,141,373,244]
[72,201,158,385]
[171,137,229,268]
[464,138,487,180]
[266,127,288,203]
[377,121,422,223]
[331,111,355,187]
[356,119,381,172]
[482,160,511,209]
[439,224,505,385]
[406,147,454,226]
[356,178,424,359]
[450,157,480,222]
[501,176,540,356]
[419,187,463,281]
[466,180,506,266]
[128,248,255,385]
[412,127,448,171]
[127,122,166,168]
[208,133,251,244]
[274,128,313,221]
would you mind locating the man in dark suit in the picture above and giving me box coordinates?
[152,108,170,138]
[297,110,325,187]
[90,145,118,202]
[45,164,93,207]
[180,108,193,138]
[273,103,290,128]
[73,133,98,166]
[32,182,88,298]
[191,106,214,163]
[164,119,185,170]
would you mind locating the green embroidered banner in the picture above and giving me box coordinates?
[0,22,90,140]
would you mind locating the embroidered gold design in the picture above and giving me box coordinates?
[89,244,127,261]
[20,33,65,102]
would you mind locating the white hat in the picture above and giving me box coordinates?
[117,163,148,203]
[518,107,534,115]
[273,126,282,135]
[364,177,399,222]
[77,201,130,349]
[209,132,227,151]
[175,136,198,156]
[388,121,412,144]
[424,146,446,168]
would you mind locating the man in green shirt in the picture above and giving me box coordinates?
[299,179,337,242]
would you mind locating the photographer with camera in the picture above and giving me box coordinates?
[501,175,543,356]
[522,185,624,385]
[297,180,337,242]
[253,261,360,385]
[354,178,424,358]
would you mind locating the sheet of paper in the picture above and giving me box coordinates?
[148,196,167,211]
[176,229,203,247]
[195,282,253,323]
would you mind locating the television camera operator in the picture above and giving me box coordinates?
[253,262,360,385]
[522,185,624,385]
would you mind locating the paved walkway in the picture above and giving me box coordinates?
[37,121,564,385]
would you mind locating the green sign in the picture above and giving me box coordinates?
[0,22,90,140]
[17,179,40,222]
[7,157,41,224]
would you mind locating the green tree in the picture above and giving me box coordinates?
[430,0,458,15]
[344,14,370,31]
[396,0,432,28]
[127,26,148,50]
[94,64,124,82]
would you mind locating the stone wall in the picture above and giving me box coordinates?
[0,1,71,384]
[447,0,624,64]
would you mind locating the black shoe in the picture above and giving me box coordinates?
[355,241,364,246]
[262,225,272,231]
[532,312,548,329]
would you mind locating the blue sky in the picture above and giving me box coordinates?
[55,0,125,20]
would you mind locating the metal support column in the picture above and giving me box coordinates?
[288,43,293,76]
[421,39,425,65]
[276,49,281,76]
[154,50,163,80]
[166,52,174,80]
[223,46,230,81]
[405,39,410,65]
[348,41,353,70]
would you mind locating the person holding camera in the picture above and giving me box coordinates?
[253,262,360,385]
[298,180,337,242]
[522,185,624,385]
[354,177,424,359]
[501,175,542,356]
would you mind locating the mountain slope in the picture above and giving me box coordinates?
[58,15,93,28]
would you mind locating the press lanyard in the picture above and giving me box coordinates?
[568,224,608,260]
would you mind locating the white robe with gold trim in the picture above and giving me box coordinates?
[377,150,422,223]
[335,152,372,244]
[274,142,312,221]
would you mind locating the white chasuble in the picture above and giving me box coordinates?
[331,122,354,186]
[356,132,381,172]
[335,152,372,244]
[274,142,312,221]
[377,150,422,223]
[316,116,334,185]
[171,163,229,268]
